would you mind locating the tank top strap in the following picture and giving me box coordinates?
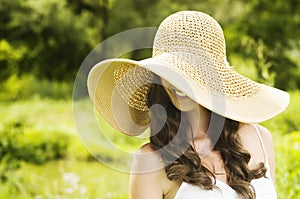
[253,124,270,170]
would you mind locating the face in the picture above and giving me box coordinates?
[161,79,199,112]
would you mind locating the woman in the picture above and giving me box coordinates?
[87,11,290,198]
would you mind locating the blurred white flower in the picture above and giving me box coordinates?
[294,142,299,150]
[63,172,80,186]
[62,172,86,196]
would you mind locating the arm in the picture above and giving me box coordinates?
[239,124,276,184]
[257,125,276,184]
[129,143,165,199]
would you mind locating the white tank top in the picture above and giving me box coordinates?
[174,125,277,199]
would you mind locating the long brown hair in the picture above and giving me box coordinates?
[146,77,266,199]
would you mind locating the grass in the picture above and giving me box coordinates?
[274,131,300,199]
[1,160,130,199]
[0,98,133,199]
[0,97,75,135]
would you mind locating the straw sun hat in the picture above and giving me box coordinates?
[87,11,290,136]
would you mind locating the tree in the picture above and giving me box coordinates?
[231,0,300,90]
[0,0,91,80]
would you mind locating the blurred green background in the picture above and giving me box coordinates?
[0,0,300,198]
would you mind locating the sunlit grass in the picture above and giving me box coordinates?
[273,131,300,198]
[2,160,130,199]
[0,98,75,135]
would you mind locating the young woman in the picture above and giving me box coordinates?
[87,11,289,198]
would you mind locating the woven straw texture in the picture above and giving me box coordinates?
[87,11,290,135]
[114,11,263,111]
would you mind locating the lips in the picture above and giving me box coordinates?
[174,90,187,97]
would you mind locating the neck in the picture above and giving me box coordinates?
[186,105,211,138]
[186,105,214,157]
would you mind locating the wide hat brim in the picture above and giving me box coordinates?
[87,52,290,136]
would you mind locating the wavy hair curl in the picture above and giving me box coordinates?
[146,77,266,199]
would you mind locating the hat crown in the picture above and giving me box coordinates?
[153,11,226,66]
[87,11,290,136]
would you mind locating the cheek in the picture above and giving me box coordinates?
[177,98,198,112]
[169,94,198,112]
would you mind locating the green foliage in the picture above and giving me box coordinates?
[98,113,149,152]
[275,131,300,198]
[0,118,72,197]
[0,96,131,198]
[1,0,299,90]
[67,135,93,161]
[0,121,23,182]
[262,91,300,134]
[0,0,91,81]
[0,119,70,181]
[0,74,72,101]
[0,39,26,80]
[16,130,70,165]
[230,0,300,90]
[0,95,299,198]
[0,1,300,197]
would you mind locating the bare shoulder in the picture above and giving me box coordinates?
[254,124,276,164]
[130,143,165,199]
[238,123,273,144]
[131,143,164,173]
[130,143,179,199]
[238,123,274,165]
[256,124,274,144]
[238,123,276,182]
